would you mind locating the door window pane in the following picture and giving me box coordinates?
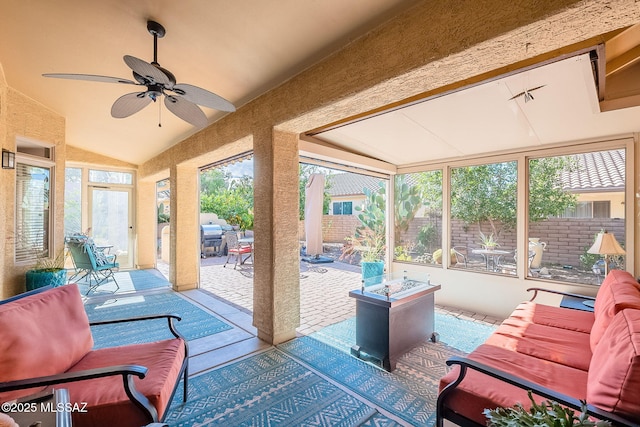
[64,167,82,236]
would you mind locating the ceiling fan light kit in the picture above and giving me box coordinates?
[44,20,235,127]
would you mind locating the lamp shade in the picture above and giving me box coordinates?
[587,231,626,256]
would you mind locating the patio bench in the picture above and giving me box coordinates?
[437,269,640,426]
[0,284,188,427]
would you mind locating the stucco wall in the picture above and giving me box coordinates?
[1,78,66,298]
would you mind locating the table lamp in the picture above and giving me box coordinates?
[585,230,626,307]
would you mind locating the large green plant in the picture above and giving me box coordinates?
[200,171,254,230]
[394,174,422,238]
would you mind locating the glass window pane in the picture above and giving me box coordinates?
[450,161,517,275]
[64,167,82,236]
[528,149,625,285]
[343,202,353,215]
[89,169,132,185]
[16,163,51,262]
[393,171,442,266]
[333,202,342,215]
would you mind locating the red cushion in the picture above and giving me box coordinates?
[509,301,594,333]
[590,270,640,351]
[587,309,640,421]
[439,344,588,425]
[486,318,591,371]
[0,285,93,383]
[65,338,185,427]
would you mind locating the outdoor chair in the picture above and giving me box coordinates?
[66,235,119,294]
[224,232,252,269]
[451,246,468,267]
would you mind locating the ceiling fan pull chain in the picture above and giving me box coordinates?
[158,100,162,127]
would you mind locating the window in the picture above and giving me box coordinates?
[450,161,517,275]
[89,169,133,185]
[332,201,353,215]
[64,167,82,236]
[393,171,442,265]
[15,163,52,262]
[528,149,625,285]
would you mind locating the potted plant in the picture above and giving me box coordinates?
[484,390,612,426]
[479,231,500,251]
[342,228,386,285]
[25,249,67,291]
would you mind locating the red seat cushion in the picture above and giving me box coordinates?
[65,338,185,427]
[439,344,588,425]
[588,309,640,421]
[590,270,640,351]
[486,318,591,371]
[509,301,594,333]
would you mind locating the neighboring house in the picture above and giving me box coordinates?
[325,173,383,216]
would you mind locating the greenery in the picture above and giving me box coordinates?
[484,391,611,427]
[157,204,170,223]
[419,158,577,238]
[200,169,254,230]
[394,174,422,238]
[479,230,500,249]
[33,248,66,272]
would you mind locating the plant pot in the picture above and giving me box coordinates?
[361,261,384,287]
[26,269,67,291]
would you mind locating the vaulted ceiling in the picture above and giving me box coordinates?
[0,0,420,165]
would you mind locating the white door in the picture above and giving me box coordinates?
[88,186,134,269]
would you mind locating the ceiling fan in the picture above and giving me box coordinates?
[508,85,546,103]
[43,20,235,128]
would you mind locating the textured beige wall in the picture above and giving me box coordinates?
[135,0,640,341]
[66,145,137,169]
[1,84,65,298]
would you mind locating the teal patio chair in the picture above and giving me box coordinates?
[66,236,119,294]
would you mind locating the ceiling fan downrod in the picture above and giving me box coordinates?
[147,20,165,66]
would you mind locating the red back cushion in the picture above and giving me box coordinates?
[587,309,640,421]
[591,270,640,352]
[0,285,93,382]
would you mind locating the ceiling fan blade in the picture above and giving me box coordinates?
[111,92,152,118]
[42,73,138,85]
[172,83,236,112]
[164,95,208,127]
[123,55,172,86]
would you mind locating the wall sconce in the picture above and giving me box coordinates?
[2,149,15,169]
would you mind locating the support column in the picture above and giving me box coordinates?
[252,128,300,344]
[136,179,158,270]
[169,163,200,291]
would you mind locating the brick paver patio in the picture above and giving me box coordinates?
[157,255,503,336]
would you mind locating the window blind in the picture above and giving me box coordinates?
[15,163,51,263]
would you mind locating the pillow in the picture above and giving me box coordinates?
[590,270,640,352]
[587,309,640,420]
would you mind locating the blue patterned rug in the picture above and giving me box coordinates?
[85,291,233,348]
[75,268,170,295]
[311,313,496,356]
[165,349,401,426]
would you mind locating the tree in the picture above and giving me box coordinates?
[419,158,577,239]
[200,168,230,196]
[200,168,254,230]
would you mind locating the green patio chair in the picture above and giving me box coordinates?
[66,236,119,294]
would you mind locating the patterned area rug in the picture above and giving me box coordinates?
[75,268,170,296]
[85,291,233,348]
[311,313,497,355]
[165,349,401,426]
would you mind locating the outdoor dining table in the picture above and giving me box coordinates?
[471,248,511,271]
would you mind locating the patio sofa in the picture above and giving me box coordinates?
[437,269,640,426]
[0,284,188,427]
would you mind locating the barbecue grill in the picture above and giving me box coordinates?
[200,224,223,258]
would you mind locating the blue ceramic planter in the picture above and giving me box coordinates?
[25,269,67,291]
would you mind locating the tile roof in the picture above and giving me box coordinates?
[560,149,625,192]
[326,149,625,197]
[326,173,383,196]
